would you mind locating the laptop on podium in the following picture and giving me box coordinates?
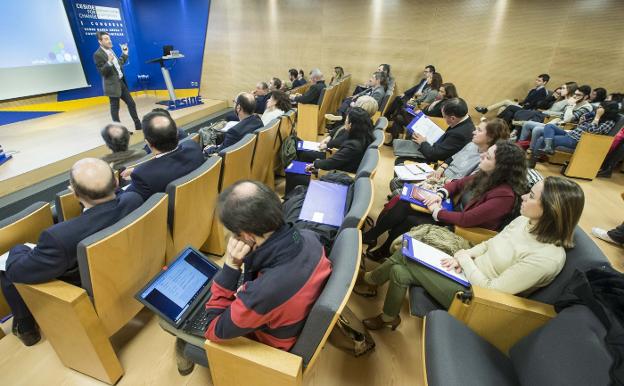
[135,246,220,337]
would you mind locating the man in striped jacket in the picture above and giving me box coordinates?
[175,180,332,375]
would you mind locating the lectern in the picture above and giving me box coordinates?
[146,53,185,105]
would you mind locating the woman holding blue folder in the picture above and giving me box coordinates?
[364,141,527,261]
[356,177,584,330]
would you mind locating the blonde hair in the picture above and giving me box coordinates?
[354,96,379,117]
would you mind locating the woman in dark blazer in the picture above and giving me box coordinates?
[307,107,375,173]
[422,83,458,118]
[364,140,528,260]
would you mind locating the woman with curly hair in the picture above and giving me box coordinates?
[356,176,584,330]
[364,140,528,260]
[261,90,291,125]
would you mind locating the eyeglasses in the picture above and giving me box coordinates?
[573,93,584,97]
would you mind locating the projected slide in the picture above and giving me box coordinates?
[0,0,88,100]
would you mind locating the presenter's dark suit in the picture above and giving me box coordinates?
[94,46,141,130]
[0,193,144,322]
[125,139,205,201]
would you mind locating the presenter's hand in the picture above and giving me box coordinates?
[225,237,251,270]
[121,44,129,55]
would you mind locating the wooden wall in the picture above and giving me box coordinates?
[200,0,624,108]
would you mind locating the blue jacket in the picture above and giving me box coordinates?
[126,139,205,201]
[214,115,264,154]
[3,192,144,287]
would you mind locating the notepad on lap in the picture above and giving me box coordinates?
[299,180,348,227]
[399,183,454,211]
[402,234,470,287]
[406,114,444,145]
[297,140,321,152]
[285,160,311,175]
[394,163,434,181]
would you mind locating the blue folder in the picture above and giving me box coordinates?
[404,107,422,118]
[299,180,348,227]
[285,160,311,175]
[399,183,454,211]
[402,234,470,287]
[405,111,424,137]
[0,153,12,166]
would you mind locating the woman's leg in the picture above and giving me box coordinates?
[519,121,542,141]
[529,126,545,152]
[363,200,412,243]
[369,210,434,259]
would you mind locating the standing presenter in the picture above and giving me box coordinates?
[94,31,142,131]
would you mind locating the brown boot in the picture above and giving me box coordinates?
[362,314,401,331]
[353,269,378,297]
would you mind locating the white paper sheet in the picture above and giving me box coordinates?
[410,116,445,145]
[406,237,469,285]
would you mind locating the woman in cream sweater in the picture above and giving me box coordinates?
[356,176,585,330]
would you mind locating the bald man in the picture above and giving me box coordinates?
[123,111,204,200]
[204,93,263,156]
[0,158,143,346]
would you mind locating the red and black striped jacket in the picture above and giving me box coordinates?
[204,225,332,350]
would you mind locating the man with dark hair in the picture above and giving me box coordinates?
[122,112,204,200]
[269,77,282,92]
[290,69,326,105]
[475,74,550,116]
[100,123,147,170]
[393,98,475,164]
[93,31,142,131]
[289,68,305,89]
[0,158,143,346]
[253,81,270,114]
[171,180,332,375]
[205,93,263,155]
[384,65,436,120]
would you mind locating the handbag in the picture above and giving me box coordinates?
[328,306,376,357]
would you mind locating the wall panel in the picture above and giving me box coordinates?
[200,0,624,108]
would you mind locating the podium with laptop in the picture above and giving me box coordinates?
[146,45,185,106]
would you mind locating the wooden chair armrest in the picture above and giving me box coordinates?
[454,226,497,245]
[205,337,303,386]
[17,280,85,304]
[297,104,320,142]
[448,286,555,353]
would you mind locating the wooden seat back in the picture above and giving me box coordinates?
[218,133,257,191]
[77,193,168,336]
[251,119,280,185]
[165,157,222,262]
[56,189,82,222]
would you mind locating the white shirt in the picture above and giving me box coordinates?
[103,48,123,79]
[261,108,285,125]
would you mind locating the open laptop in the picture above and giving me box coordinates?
[135,246,220,337]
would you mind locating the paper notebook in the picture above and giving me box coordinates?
[394,163,434,181]
[299,180,348,227]
[285,160,311,175]
[402,235,470,287]
[297,140,321,152]
[399,183,453,211]
[406,114,445,145]
[404,107,422,117]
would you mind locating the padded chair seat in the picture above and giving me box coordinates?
[425,311,517,386]
[510,305,611,386]
[408,286,443,317]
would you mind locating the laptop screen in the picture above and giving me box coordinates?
[139,248,219,324]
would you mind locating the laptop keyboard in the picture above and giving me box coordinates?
[183,301,211,336]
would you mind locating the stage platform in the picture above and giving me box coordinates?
[0,95,227,197]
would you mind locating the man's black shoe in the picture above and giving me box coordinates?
[475,106,488,114]
[13,320,41,346]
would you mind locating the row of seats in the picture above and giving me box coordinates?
[0,100,379,385]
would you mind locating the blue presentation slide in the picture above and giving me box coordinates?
[0,0,81,69]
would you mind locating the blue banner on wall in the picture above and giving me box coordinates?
[72,2,129,40]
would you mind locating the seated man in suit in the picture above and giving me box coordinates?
[100,123,148,170]
[204,93,264,156]
[289,68,326,105]
[475,74,550,121]
[289,68,306,89]
[122,111,205,200]
[0,158,143,346]
[253,81,270,114]
[384,64,436,120]
[170,180,332,375]
[393,98,475,164]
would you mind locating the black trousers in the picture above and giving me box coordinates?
[0,274,31,322]
[603,141,624,170]
[363,200,436,256]
[109,79,141,129]
[608,223,624,244]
